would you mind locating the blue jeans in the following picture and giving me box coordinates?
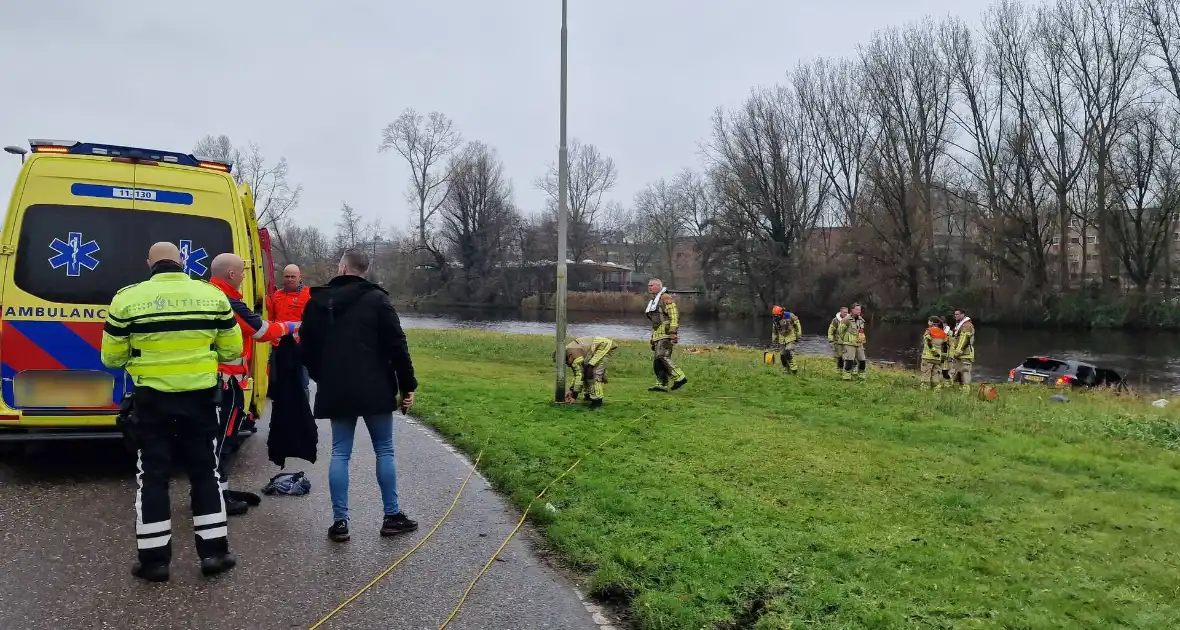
[329,414,399,522]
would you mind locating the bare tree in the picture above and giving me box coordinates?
[708,83,831,308]
[1135,0,1180,110]
[535,138,618,261]
[1059,0,1147,289]
[378,108,462,269]
[634,178,687,286]
[796,57,878,225]
[193,135,302,230]
[438,142,520,302]
[1109,105,1180,288]
[857,19,955,308]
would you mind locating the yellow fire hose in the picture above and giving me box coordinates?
[310,413,646,630]
[437,413,647,629]
[307,448,485,629]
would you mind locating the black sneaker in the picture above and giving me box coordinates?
[381,513,418,537]
[587,398,604,409]
[671,377,688,390]
[199,553,236,576]
[328,520,350,542]
[131,562,169,583]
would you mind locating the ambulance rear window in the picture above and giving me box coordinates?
[13,204,235,306]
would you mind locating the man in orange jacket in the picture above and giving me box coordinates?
[269,264,311,396]
[210,253,299,516]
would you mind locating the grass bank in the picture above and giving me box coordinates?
[409,329,1180,629]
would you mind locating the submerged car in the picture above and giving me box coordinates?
[1008,356,1124,388]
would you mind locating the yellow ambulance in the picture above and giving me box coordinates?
[0,140,274,442]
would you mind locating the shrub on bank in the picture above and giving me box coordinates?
[409,329,1180,629]
[521,291,698,315]
[887,288,1180,330]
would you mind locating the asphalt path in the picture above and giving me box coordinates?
[0,405,603,629]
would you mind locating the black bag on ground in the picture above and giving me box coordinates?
[267,335,318,468]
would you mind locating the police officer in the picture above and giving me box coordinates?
[101,242,243,582]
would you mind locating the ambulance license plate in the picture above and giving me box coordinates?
[14,370,114,408]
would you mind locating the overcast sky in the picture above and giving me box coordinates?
[0,0,978,235]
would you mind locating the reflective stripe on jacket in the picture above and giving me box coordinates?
[647,296,679,341]
[922,328,946,361]
[837,316,866,347]
[567,336,616,392]
[950,319,975,361]
[101,271,242,392]
[210,278,291,378]
[773,316,802,344]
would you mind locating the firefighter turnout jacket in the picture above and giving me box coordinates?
[101,271,242,391]
[566,337,616,385]
[772,314,802,345]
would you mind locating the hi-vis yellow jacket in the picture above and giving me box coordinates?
[101,271,243,392]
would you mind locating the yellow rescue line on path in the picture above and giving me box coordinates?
[307,447,486,630]
[436,414,649,630]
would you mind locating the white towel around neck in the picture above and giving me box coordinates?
[646,288,667,313]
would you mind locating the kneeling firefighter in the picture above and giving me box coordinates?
[209,253,299,516]
[558,336,618,408]
[771,306,802,373]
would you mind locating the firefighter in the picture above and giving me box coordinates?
[100,242,242,582]
[771,306,803,373]
[645,278,688,392]
[949,308,976,390]
[827,306,849,369]
[209,253,298,516]
[837,303,868,380]
[269,264,312,396]
[921,316,948,389]
[559,336,618,408]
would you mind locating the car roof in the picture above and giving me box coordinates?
[1021,357,1097,369]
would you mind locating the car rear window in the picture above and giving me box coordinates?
[1021,358,1067,372]
[13,204,234,305]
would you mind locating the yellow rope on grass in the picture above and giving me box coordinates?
[308,447,485,630]
[437,415,647,629]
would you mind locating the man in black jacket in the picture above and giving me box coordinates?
[299,249,419,542]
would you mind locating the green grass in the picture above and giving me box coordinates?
[408,329,1180,629]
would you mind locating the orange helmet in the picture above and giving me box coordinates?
[772,305,784,317]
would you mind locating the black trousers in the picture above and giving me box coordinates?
[133,386,229,566]
[215,376,247,489]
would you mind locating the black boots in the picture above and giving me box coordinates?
[132,562,169,583]
[200,553,237,576]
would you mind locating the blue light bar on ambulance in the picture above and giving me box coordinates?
[27,139,233,172]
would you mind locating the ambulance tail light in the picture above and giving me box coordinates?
[197,161,230,172]
[29,139,74,153]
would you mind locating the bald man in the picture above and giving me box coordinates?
[269,263,312,395]
[209,252,297,516]
[102,242,242,581]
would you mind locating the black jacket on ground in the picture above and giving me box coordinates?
[267,335,318,467]
[299,275,418,419]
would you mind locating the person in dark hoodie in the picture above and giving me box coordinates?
[298,248,418,542]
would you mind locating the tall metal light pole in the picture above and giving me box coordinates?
[553,0,570,403]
